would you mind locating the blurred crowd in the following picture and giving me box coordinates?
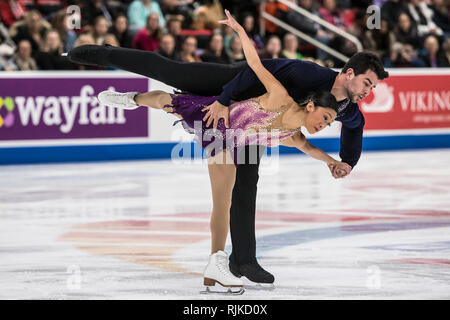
[0,0,449,71]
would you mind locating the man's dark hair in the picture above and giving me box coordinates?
[342,51,389,80]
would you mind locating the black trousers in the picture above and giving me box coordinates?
[89,45,263,265]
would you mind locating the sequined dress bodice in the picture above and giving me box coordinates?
[226,98,299,148]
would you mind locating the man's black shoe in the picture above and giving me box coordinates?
[229,261,275,284]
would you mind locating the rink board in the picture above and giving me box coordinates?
[0,70,449,165]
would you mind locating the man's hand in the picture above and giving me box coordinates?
[328,161,352,179]
[201,100,230,131]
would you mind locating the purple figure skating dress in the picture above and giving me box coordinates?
[167,94,300,165]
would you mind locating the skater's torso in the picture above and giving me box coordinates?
[227,95,300,148]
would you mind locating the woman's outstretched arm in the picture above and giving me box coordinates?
[219,10,293,109]
[281,132,339,166]
[281,133,352,178]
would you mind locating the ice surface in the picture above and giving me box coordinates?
[0,149,449,299]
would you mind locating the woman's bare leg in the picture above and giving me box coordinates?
[134,90,183,118]
[207,151,236,253]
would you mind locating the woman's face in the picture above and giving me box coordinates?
[398,13,411,31]
[29,12,41,31]
[284,34,298,51]
[230,37,242,53]
[243,16,254,32]
[182,37,197,54]
[46,31,61,50]
[115,16,128,33]
[95,18,108,36]
[304,103,337,134]
[323,0,336,11]
[210,35,223,52]
[266,37,281,54]
[147,13,159,30]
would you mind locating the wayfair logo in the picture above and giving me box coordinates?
[0,97,15,128]
[1,85,126,133]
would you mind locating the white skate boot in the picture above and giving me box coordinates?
[201,250,244,295]
[97,90,140,110]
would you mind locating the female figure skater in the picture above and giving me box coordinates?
[98,10,349,294]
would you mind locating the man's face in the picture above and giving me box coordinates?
[344,69,379,103]
[160,35,175,54]
[18,41,32,58]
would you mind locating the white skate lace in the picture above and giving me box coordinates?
[215,254,237,280]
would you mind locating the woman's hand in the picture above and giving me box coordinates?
[328,161,352,179]
[218,9,244,33]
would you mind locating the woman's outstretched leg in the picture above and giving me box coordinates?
[68,45,247,95]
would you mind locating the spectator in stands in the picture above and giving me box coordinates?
[103,33,119,46]
[21,0,34,11]
[318,0,348,29]
[0,54,15,71]
[90,15,110,45]
[285,0,320,38]
[35,0,62,16]
[259,34,282,59]
[228,35,245,63]
[74,33,96,48]
[418,34,450,67]
[11,10,49,54]
[0,21,16,56]
[157,33,180,60]
[281,33,303,60]
[241,13,264,50]
[160,0,194,29]
[132,12,162,51]
[51,10,77,52]
[443,37,450,65]
[166,17,183,51]
[0,0,26,28]
[318,0,352,65]
[192,0,225,30]
[406,0,443,38]
[110,14,133,48]
[221,23,234,54]
[262,0,290,35]
[179,35,201,62]
[81,0,115,26]
[72,32,106,70]
[35,29,73,69]
[429,0,450,37]
[364,19,395,63]
[200,33,230,64]
[386,41,426,67]
[285,0,335,63]
[392,12,420,49]
[128,0,165,32]
[8,39,38,70]
[381,0,408,29]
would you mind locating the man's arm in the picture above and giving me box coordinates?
[217,59,324,106]
[338,106,365,168]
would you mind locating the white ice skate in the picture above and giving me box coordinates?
[200,250,244,295]
[97,90,140,110]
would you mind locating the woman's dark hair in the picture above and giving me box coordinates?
[297,91,339,114]
[342,51,389,80]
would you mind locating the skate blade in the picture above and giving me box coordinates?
[243,283,275,291]
[200,286,245,295]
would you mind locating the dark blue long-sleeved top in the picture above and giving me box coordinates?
[216,59,364,168]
